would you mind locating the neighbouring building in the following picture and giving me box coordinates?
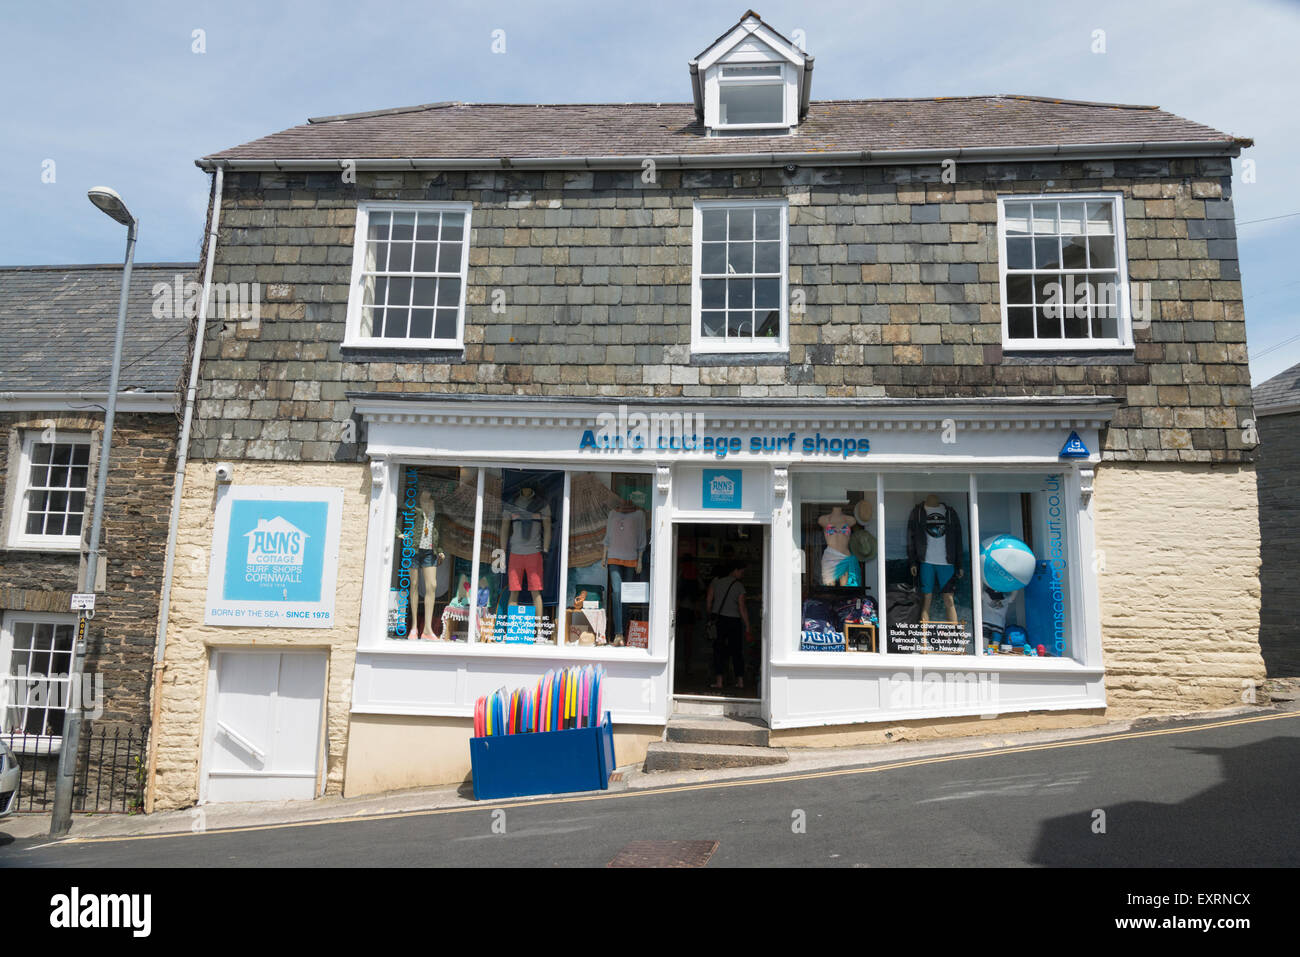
[0,262,193,811]
[1253,360,1300,677]
[149,12,1266,809]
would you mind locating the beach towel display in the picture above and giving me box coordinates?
[472,665,607,736]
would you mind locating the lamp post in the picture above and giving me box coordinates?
[49,187,137,836]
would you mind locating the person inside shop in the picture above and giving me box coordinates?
[706,560,752,690]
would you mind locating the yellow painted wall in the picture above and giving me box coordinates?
[150,462,370,811]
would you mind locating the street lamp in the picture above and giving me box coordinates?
[49,188,138,836]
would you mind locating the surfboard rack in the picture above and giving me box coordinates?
[469,712,616,800]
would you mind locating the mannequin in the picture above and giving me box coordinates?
[907,493,964,625]
[501,484,552,633]
[406,487,445,639]
[818,506,860,586]
[603,499,647,646]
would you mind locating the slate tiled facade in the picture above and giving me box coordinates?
[193,156,1251,466]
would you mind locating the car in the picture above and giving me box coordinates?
[0,738,19,818]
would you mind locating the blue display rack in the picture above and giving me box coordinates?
[469,712,617,800]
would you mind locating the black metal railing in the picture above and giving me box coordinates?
[2,726,146,814]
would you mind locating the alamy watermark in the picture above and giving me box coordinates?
[151,274,261,324]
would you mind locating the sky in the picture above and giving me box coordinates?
[2,0,1297,384]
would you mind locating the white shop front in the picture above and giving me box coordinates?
[349,396,1115,733]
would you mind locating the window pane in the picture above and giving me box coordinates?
[382,308,409,338]
[727,311,752,337]
[702,210,726,242]
[884,475,976,655]
[701,278,726,310]
[719,83,784,125]
[1006,237,1032,270]
[796,474,879,654]
[415,212,440,242]
[1088,235,1116,269]
[359,305,377,338]
[728,278,753,309]
[728,208,754,242]
[754,240,781,273]
[434,309,459,340]
[391,212,416,241]
[1035,305,1061,339]
[1007,307,1034,339]
[700,310,725,337]
[565,471,653,648]
[388,242,413,272]
[388,466,480,642]
[1031,203,1057,234]
[409,309,434,339]
[388,277,412,308]
[368,211,391,241]
[66,514,82,537]
[701,242,726,275]
[1004,203,1031,235]
[72,446,89,466]
[1086,201,1114,234]
[1092,313,1118,340]
[437,278,461,307]
[756,309,780,338]
[33,444,52,464]
[754,277,780,309]
[480,469,564,645]
[1034,237,1061,270]
[441,213,465,242]
[70,467,88,490]
[1006,275,1033,306]
[438,241,462,273]
[52,445,71,466]
[754,207,780,240]
[412,243,438,273]
[727,242,753,274]
[1061,235,1087,269]
[412,277,436,307]
[976,474,1073,658]
[1058,203,1086,235]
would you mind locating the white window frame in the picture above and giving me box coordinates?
[6,431,91,552]
[0,610,77,752]
[344,200,473,350]
[691,199,790,355]
[996,192,1133,351]
[715,64,788,130]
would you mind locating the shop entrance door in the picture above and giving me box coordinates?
[670,522,765,701]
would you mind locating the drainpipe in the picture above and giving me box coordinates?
[143,165,224,813]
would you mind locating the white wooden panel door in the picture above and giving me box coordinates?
[204,650,326,803]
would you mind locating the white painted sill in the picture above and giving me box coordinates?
[775,651,1100,674]
[358,641,667,665]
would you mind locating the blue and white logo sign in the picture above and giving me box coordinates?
[702,468,742,509]
[206,486,343,628]
[1060,431,1090,458]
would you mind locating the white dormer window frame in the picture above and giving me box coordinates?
[696,14,806,135]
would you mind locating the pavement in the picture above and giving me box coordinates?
[3,690,1296,847]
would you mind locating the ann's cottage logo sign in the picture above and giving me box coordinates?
[702,468,742,509]
[245,516,309,570]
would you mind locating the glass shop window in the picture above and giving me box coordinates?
[477,468,564,646]
[883,475,976,655]
[388,465,480,641]
[976,474,1072,659]
[562,472,653,649]
[797,472,880,653]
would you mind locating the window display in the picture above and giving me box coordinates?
[798,474,880,653]
[484,469,562,645]
[388,466,479,641]
[976,474,1072,658]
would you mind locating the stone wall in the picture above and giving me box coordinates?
[1256,410,1300,676]
[1094,461,1264,713]
[0,410,176,730]
[151,461,369,811]
[191,157,1252,466]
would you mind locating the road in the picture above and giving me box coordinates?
[2,710,1297,867]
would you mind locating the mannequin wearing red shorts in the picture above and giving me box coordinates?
[500,485,551,629]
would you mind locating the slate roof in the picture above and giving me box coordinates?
[1254,360,1300,414]
[0,263,197,394]
[200,95,1246,166]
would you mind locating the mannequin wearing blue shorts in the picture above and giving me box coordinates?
[906,495,964,625]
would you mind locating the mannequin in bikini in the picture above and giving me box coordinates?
[818,506,861,586]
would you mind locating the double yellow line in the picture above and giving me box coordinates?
[54,708,1300,845]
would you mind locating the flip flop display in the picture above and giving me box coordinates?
[473,666,607,736]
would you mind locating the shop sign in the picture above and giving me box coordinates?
[1060,431,1090,458]
[205,486,343,628]
[801,628,846,652]
[702,469,742,509]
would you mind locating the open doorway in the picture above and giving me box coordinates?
[672,522,764,699]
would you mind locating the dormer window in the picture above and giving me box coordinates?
[718,65,785,127]
[691,11,812,136]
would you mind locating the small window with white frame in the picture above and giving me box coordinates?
[717,64,786,128]
[7,433,90,550]
[345,201,472,348]
[692,200,789,353]
[997,194,1132,350]
[1,612,76,746]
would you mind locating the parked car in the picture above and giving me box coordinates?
[0,738,19,817]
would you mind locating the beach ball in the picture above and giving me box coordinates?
[980,535,1036,593]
